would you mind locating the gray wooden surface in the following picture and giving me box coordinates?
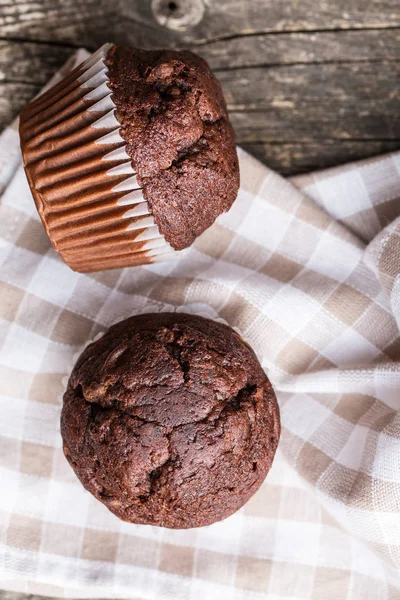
[0,0,399,175]
[0,1,399,599]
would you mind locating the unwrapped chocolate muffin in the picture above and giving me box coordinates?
[61,312,280,528]
[19,44,239,272]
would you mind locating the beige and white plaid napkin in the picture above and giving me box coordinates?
[1,51,400,600]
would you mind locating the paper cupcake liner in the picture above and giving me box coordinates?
[20,44,176,273]
[59,304,252,403]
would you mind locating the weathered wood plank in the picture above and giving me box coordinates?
[0,81,38,126]
[122,0,400,46]
[0,41,74,126]
[242,140,400,175]
[2,30,399,89]
[0,0,116,48]
[0,41,72,86]
[1,0,400,48]
[221,62,400,141]
[197,29,400,70]
[3,29,399,87]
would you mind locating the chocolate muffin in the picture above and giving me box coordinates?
[19,44,239,272]
[61,313,280,528]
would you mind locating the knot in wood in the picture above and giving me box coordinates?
[151,0,205,31]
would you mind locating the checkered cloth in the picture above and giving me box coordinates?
[1,51,400,600]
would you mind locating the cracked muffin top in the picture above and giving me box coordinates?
[61,312,280,528]
[106,45,240,250]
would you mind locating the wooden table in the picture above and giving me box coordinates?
[1,0,399,176]
[0,0,399,597]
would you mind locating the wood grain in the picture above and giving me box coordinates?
[197,29,400,69]
[0,0,115,47]
[222,62,400,139]
[2,0,399,47]
[122,0,400,46]
[243,140,400,175]
[0,0,399,175]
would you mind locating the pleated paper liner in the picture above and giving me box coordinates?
[19,43,175,273]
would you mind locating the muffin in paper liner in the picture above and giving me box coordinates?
[19,44,175,273]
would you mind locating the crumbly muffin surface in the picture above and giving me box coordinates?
[106,46,240,250]
[61,313,280,528]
